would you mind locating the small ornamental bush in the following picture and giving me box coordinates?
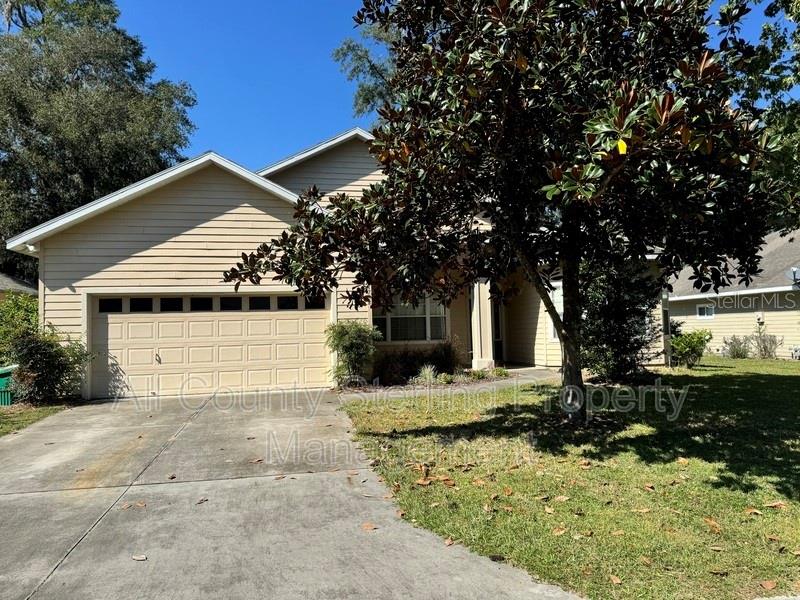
[9,326,92,404]
[409,364,437,386]
[671,329,712,368]
[722,335,751,359]
[325,320,383,386]
[752,322,783,359]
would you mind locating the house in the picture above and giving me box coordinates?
[0,273,37,300]
[6,127,664,399]
[668,231,800,358]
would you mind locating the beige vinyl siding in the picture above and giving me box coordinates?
[40,164,362,338]
[448,291,470,361]
[669,292,800,359]
[267,138,381,323]
[501,276,563,367]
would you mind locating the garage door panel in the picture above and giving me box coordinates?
[218,320,243,337]
[218,345,244,363]
[189,320,214,338]
[91,299,329,398]
[158,321,185,338]
[275,368,301,386]
[276,319,300,336]
[189,346,214,364]
[157,347,185,365]
[275,343,300,361]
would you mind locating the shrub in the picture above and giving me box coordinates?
[8,326,92,404]
[436,372,454,385]
[0,292,38,363]
[324,320,383,386]
[410,364,437,386]
[671,329,712,368]
[722,335,751,359]
[372,339,461,385]
[752,322,783,359]
[581,258,662,381]
[468,368,488,381]
[490,367,510,378]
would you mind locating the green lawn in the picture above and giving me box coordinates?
[0,404,63,436]
[344,357,800,599]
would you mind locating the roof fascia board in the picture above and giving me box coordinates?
[257,127,374,177]
[669,284,797,302]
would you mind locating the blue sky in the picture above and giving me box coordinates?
[117,1,782,171]
[117,1,374,170]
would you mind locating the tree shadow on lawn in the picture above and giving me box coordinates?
[387,368,800,500]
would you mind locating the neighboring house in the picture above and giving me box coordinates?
[0,273,37,300]
[668,231,800,359]
[6,127,665,399]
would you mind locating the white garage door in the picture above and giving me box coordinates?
[90,295,329,398]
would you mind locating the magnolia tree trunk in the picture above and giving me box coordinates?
[559,256,587,424]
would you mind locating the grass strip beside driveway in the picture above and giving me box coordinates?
[0,404,64,437]
[344,357,800,599]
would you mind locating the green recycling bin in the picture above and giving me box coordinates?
[0,364,18,406]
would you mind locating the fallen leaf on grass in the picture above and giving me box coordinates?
[745,507,763,516]
[640,556,653,566]
[131,554,147,561]
[361,522,378,531]
[644,483,656,492]
[631,508,651,514]
[503,486,513,497]
[710,569,729,577]
[709,545,723,552]
[472,479,486,487]
[764,501,787,510]
[703,517,721,534]
[444,537,455,546]
[552,527,567,536]
[544,506,555,514]
[611,530,625,536]
[767,534,781,542]
[488,554,505,562]
[610,575,622,585]
[792,550,800,557]
[396,510,405,518]
[677,457,689,465]
[760,580,777,591]
[554,495,570,502]
[415,478,432,487]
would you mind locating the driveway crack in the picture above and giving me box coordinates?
[24,396,211,600]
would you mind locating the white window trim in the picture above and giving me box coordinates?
[696,304,715,320]
[374,297,448,343]
[549,283,564,342]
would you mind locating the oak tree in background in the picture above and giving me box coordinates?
[229,0,797,421]
[0,0,195,281]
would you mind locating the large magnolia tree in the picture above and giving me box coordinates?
[228,0,797,419]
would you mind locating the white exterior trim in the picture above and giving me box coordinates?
[6,153,299,256]
[258,127,374,177]
[670,284,797,302]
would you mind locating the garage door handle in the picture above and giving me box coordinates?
[155,353,162,364]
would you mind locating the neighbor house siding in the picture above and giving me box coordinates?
[39,165,363,338]
[266,138,382,323]
[669,291,800,359]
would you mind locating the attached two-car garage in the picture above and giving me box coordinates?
[90,294,330,398]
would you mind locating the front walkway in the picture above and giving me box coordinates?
[0,390,576,600]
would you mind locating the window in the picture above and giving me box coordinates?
[160,297,184,312]
[277,296,299,310]
[697,304,715,319]
[549,285,564,341]
[99,298,122,313]
[304,295,326,310]
[220,297,242,311]
[129,297,153,313]
[249,296,270,311]
[190,297,213,312]
[373,297,446,342]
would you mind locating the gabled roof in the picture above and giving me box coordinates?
[6,152,299,256]
[670,230,800,300]
[257,127,374,177]
[0,273,37,295]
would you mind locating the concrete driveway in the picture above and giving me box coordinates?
[0,391,576,600]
